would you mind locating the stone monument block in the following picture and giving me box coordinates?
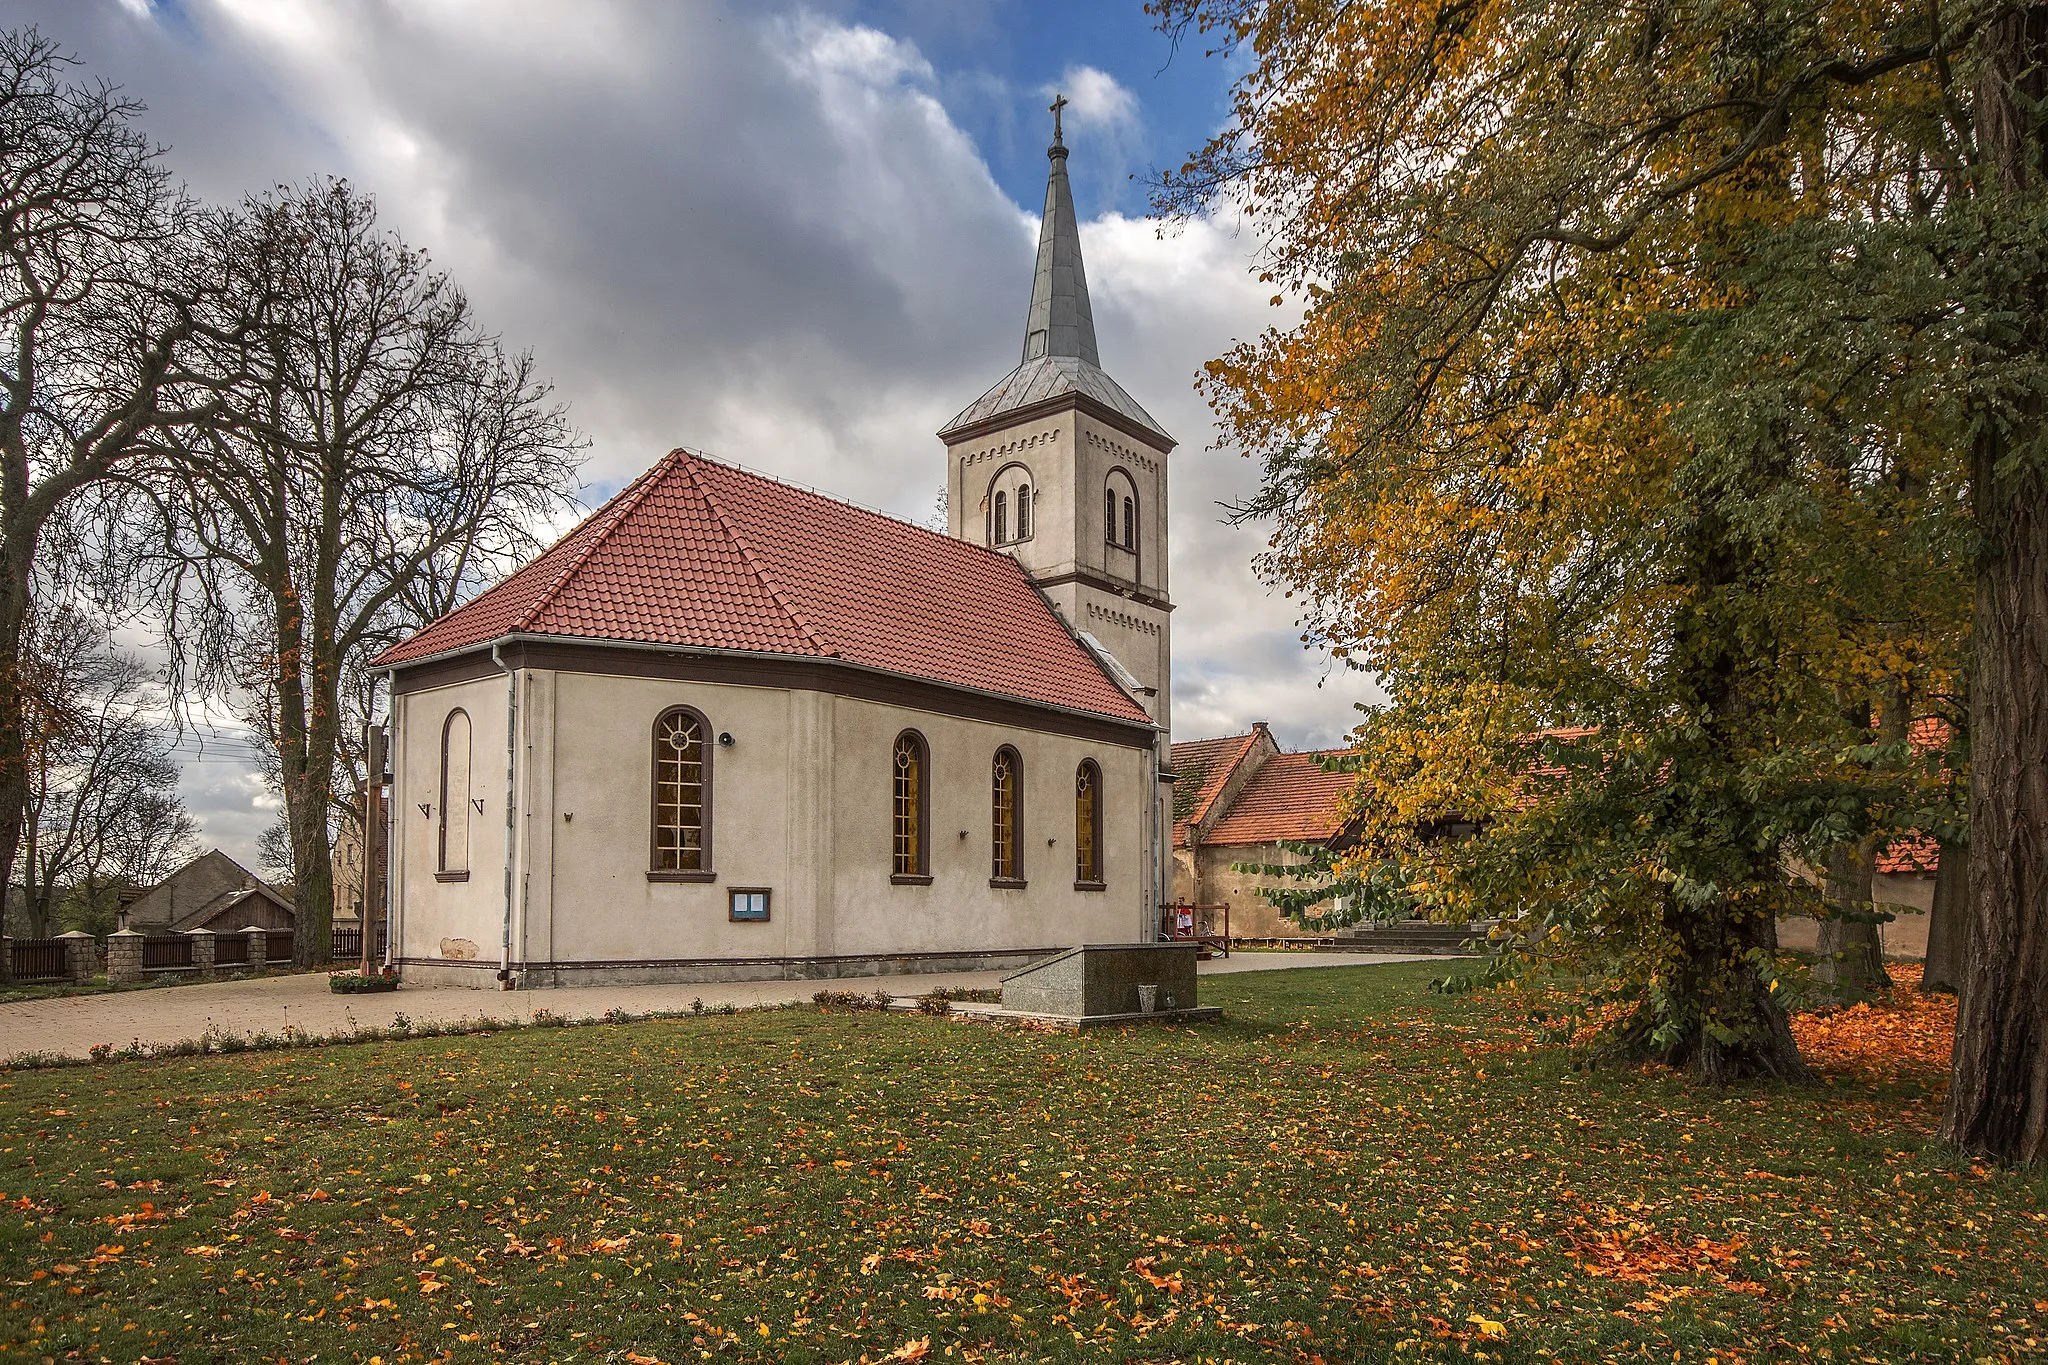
[998,943,1213,1025]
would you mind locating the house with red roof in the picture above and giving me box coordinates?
[370,116,1177,987]
[1170,724,1361,938]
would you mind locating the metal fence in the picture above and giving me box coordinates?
[141,934,194,972]
[9,938,67,982]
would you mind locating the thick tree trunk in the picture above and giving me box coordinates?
[0,538,33,979]
[1943,429,2048,1162]
[1942,8,2048,1168]
[1923,838,1969,994]
[1816,839,1890,997]
[1629,884,1814,1084]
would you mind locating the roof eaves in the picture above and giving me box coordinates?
[392,631,1160,733]
[938,377,1176,452]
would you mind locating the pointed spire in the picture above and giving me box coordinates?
[1021,92,1099,368]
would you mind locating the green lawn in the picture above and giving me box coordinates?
[1,963,2042,1364]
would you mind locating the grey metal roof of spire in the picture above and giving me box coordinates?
[1022,98,1097,367]
[939,98,1173,448]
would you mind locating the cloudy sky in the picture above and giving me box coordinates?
[10,0,1370,868]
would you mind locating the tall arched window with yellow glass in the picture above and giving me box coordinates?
[891,730,930,881]
[651,706,712,876]
[990,746,1024,884]
[1074,759,1103,887]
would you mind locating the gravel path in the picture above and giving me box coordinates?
[0,951,1433,1062]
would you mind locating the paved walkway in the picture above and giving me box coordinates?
[0,951,1430,1062]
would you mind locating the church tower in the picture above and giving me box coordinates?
[939,100,1175,734]
[939,98,1174,927]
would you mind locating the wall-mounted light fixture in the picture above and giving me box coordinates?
[563,812,574,824]
[718,732,735,748]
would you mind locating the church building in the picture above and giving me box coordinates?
[372,110,1177,987]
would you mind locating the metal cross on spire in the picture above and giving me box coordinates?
[1049,91,1068,148]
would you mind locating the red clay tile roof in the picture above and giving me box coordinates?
[372,450,1153,727]
[1170,731,1262,848]
[1876,833,1940,875]
[1204,751,1356,846]
[1877,719,1954,874]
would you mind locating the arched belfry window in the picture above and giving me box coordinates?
[651,706,712,879]
[1105,470,1139,558]
[1075,760,1104,887]
[437,709,471,880]
[991,747,1024,885]
[987,464,1035,547]
[891,731,930,882]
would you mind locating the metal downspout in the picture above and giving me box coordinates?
[492,642,519,989]
[382,668,398,971]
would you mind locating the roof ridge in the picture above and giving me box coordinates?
[683,458,839,658]
[511,452,679,633]
[683,447,1059,577]
[1177,728,1265,837]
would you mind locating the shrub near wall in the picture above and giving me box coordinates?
[328,972,398,994]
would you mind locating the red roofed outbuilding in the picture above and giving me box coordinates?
[1169,726,1360,938]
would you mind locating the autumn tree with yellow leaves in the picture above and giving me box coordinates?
[1157,0,2044,1161]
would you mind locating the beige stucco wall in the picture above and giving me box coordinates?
[393,666,1153,985]
[1171,839,1335,940]
[391,673,510,974]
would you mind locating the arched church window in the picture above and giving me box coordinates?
[891,731,930,881]
[1075,760,1103,887]
[651,706,711,876]
[438,709,471,880]
[988,466,1033,546]
[991,746,1023,884]
[1104,472,1140,556]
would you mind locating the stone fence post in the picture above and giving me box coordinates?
[106,928,144,984]
[187,927,215,973]
[244,925,268,970]
[56,930,99,984]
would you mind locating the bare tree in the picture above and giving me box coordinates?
[16,605,196,937]
[0,30,212,947]
[144,180,579,966]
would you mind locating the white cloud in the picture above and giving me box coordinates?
[1049,64,1138,134]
